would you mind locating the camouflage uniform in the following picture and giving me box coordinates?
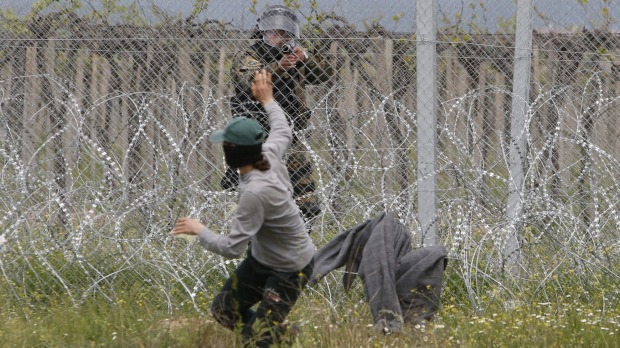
[222,39,332,221]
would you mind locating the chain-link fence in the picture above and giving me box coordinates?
[0,1,619,313]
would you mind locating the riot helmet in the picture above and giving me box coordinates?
[258,5,300,39]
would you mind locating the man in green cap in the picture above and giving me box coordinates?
[172,70,314,347]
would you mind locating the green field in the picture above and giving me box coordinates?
[2,262,619,348]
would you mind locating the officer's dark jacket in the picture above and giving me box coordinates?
[230,40,332,133]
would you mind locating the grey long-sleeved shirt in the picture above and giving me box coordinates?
[197,101,315,272]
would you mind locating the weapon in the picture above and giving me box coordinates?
[281,40,296,55]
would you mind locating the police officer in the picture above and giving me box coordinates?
[223,5,333,223]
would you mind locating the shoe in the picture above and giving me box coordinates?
[279,322,301,346]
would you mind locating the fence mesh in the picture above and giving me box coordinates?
[0,0,619,313]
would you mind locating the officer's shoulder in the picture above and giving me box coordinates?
[236,55,262,72]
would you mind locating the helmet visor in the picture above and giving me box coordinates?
[258,8,300,38]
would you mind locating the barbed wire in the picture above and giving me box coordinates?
[1,1,619,313]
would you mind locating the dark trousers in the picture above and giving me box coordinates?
[210,253,314,348]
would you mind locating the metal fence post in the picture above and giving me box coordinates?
[416,0,437,246]
[506,0,534,270]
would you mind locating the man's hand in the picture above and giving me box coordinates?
[277,45,306,71]
[292,45,307,62]
[171,217,205,236]
[251,69,274,106]
[278,54,299,70]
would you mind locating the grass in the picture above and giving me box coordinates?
[1,266,619,348]
[2,219,618,347]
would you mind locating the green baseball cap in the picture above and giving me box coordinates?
[210,117,265,145]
